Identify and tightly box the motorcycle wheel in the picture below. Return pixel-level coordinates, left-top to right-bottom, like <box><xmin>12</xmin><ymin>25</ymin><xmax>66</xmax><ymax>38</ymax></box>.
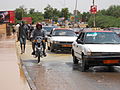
<box><xmin>38</xmin><ymin>54</ymin><xmax>40</xmax><ymax>63</ymax></box>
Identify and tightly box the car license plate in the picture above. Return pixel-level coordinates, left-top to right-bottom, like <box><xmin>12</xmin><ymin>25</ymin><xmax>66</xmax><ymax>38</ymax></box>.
<box><xmin>62</xmin><ymin>45</ymin><xmax>72</xmax><ymax>47</ymax></box>
<box><xmin>103</xmin><ymin>60</ymin><xmax>119</xmax><ymax>64</ymax></box>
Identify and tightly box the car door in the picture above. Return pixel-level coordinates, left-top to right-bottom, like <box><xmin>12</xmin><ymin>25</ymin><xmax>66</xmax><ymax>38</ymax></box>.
<box><xmin>74</xmin><ymin>32</ymin><xmax>85</xmax><ymax>59</ymax></box>
<box><xmin>47</xmin><ymin>29</ymin><xmax>54</xmax><ymax>47</ymax></box>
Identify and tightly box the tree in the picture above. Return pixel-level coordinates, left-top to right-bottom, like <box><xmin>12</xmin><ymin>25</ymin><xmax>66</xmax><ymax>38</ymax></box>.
<box><xmin>60</xmin><ymin>8</ymin><xmax>71</xmax><ymax>20</ymax></box>
<box><xmin>29</xmin><ymin>8</ymin><xmax>35</xmax><ymax>14</ymax></box>
<box><xmin>15</xmin><ymin>5</ymin><xmax>27</xmax><ymax>20</ymax></box>
<box><xmin>87</xmin><ymin>5</ymin><xmax>120</xmax><ymax>28</ymax></box>
<box><xmin>27</xmin><ymin>10</ymin><xmax>44</xmax><ymax>23</ymax></box>
<box><xmin>44</xmin><ymin>5</ymin><xmax>53</xmax><ymax>19</ymax></box>
<box><xmin>81</xmin><ymin>12</ymin><xmax>91</xmax><ymax>22</ymax></box>
<box><xmin>52</xmin><ymin>8</ymin><xmax>60</xmax><ymax>22</ymax></box>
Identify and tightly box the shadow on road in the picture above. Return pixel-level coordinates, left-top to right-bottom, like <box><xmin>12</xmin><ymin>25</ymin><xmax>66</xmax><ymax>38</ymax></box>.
<box><xmin>71</xmin><ymin>63</ymin><xmax>119</xmax><ymax>72</ymax></box>
<box><xmin>47</xmin><ymin>50</ymin><xmax>71</xmax><ymax>54</ymax></box>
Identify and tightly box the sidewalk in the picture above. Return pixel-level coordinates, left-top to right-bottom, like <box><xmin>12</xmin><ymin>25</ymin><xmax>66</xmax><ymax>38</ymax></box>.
<box><xmin>0</xmin><ymin>36</ymin><xmax>31</xmax><ymax>90</ymax></box>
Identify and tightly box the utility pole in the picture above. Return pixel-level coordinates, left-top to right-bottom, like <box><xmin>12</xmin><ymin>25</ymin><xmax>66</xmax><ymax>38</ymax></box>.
<box><xmin>93</xmin><ymin>0</ymin><xmax>96</xmax><ymax>27</ymax></box>
<box><xmin>64</xmin><ymin>0</ymin><xmax>66</xmax><ymax>8</ymax></box>
<box><xmin>74</xmin><ymin>0</ymin><xmax>78</xmax><ymax>23</ymax></box>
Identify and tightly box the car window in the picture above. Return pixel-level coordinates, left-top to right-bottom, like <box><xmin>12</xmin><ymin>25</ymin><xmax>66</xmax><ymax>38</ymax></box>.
<box><xmin>52</xmin><ymin>30</ymin><xmax>76</xmax><ymax>36</ymax></box>
<box><xmin>43</xmin><ymin>27</ymin><xmax>53</xmax><ymax>32</ymax></box>
<box><xmin>84</xmin><ymin>32</ymin><xmax>120</xmax><ymax>44</ymax></box>
<box><xmin>77</xmin><ymin>32</ymin><xmax>85</xmax><ymax>40</ymax></box>
<box><xmin>77</xmin><ymin>32</ymin><xmax>83</xmax><ymax>39</ymax></box>
<box><xmin>76</xmin><ymin>32</ymin><xmax>85</xmax><ymax>43</ymax></box>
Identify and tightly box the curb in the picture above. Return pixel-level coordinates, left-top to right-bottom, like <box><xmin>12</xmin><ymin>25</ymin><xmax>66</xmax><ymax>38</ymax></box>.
<box><xmin>21</xmin><ymin>62</ymin><xmax>37</xmax><ymax>90</ymax></box>
<box><xmin>16</xmin><ymin>41</ymin><xmax>37</xmax><ymax>90</ymax></box>
<box><xmin>19</xmin><ymin>57</ymin><xmax>37</xmax><ymax>90</ymax></box>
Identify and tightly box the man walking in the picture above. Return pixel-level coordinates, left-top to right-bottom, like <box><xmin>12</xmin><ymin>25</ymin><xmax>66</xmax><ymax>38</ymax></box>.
<box><xmin>18</xmin><ymin>21</ymin><xmax>28</xmax><ymax>54</ymax></box>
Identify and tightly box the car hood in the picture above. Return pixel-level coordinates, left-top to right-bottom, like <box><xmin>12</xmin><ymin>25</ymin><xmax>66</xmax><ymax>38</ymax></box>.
<box><xmin>51</xmin><ymin>36</ymin><xmax>77</xmax><ymax>42</ymax></box>
<box><xmin>84</xmin><ymin>44</ymin><xmax>120</xmax><ymax>52</ymax></box>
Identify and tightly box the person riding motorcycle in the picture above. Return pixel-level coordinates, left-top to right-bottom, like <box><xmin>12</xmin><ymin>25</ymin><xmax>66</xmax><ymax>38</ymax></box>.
<box><xmin>31</xmin><ymin>23</ymin><xmax>46</xmax><ymax>56</ymax></box>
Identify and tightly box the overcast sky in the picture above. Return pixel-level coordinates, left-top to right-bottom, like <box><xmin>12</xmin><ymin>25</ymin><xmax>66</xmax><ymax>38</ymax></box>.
<box><xmin>0</xmin><ymin>0</ymin><xmax>120</xmax><ymax>13</ymax></box>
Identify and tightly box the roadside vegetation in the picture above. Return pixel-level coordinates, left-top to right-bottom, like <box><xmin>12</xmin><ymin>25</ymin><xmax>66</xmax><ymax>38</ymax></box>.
<box><xmin>15</xmin><ymin>5</ymin><xmax>120</xmax><ymax>28</ymax></box>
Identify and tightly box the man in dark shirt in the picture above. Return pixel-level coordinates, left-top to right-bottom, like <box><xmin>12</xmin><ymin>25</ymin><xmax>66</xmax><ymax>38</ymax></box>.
<box><xmin>18</xmin><ymin>21</ymin><xmax>28</xmax><ymax>54</ymax></box>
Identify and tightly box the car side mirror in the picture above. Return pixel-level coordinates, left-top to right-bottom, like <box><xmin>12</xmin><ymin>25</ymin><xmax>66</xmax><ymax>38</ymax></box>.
<box><xmin>77</xmin><ymin>39</ymin><xmax>83</xmax><ymax>44</ymax></box>
<box><xmin>77</xmin><ymin>34</ymin><xmax>79</xmax><ymax>37</ymax></box>
<box><xmin>48</xmin><ymin>34</ymin><xmax>52</xmax><ymax>37</ymax></box>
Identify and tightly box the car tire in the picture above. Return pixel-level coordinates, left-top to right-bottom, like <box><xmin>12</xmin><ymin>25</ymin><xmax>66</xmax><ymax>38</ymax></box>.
<box><xmin>50</xmin><ymin>48</ymin><xmax>54</xmax><ymax>52</ymax></box>
<box><xmin>73</xmin><ymin>55</ymin><xmax>79</xmax><ymax>64</ymax></box>
<box><xmin>80</xmin><ymin>55</ymin><xmax>89</xmax><ymax>72</ymax></box>
<box><xmin>50</xmin><ymin>44</ymin><xmax>54</xmax><ymax>52</ymax></box>
<box><xmin>72</xmin><ymin>50</ymin><xmax>79</xmax><ymax>64</ymax></box>
<box><xmin>48</xmin><ymin>46</ymin><xmax>50</xmax><ymax>50</ymax></box>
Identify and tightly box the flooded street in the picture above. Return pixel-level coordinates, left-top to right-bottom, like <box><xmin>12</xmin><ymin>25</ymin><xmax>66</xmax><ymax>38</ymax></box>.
<box><xmin>18</xmin><ymin>43</ymin><xmax>120</xmax><ymax>90</ymax></box>
<box><xmin>0</xmin><ymin>37</ymin><xmax>30</xmax><ymax>90</ymax></box>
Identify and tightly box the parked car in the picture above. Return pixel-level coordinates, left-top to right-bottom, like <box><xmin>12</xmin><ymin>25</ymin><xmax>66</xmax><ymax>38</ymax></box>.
<box><xmin>47</xmin><ymin>28</ymin><xmax>77</xmax><ymax>52</ymax></box>
<box><xmin>72</xmin><ymin>30</ymin><xmax>120</xmax><ymax>72</ymax></box>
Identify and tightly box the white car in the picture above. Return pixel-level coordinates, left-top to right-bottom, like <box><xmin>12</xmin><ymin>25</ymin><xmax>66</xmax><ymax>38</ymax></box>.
<box><xmin>72</xmin><ymin>30</ymin><xmax>120</xmax><ymax>72</ymax></box>
<box><xmin>47</xmin><ymin>28</ymin><xmax>77</xmax><ymax>52</ymax></box>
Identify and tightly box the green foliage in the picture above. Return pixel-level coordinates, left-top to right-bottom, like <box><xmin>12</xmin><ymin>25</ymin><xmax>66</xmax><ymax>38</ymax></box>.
<box><xmin>27</xmin><ymin>11</ymin><xmax>44</xmax><ymax>23</ymax></box>
<box><xmin>15</xmin><ymin>5</ymin><xmax>72</xmax><ymax>23</ymax></box>
<box><xmin>60</xmin><ymin>8</ymin><xmax>71</xmax><ymax>20</ymax></box>
<box><xmin>15</xmin><ymin>5</ymin><xmax>27</xmax><ymax>20</ymax></box>
<box><xmin>87</xmin><ymin>5</ymin><xmax>120</xmax><ymax>28</ymax></box>
<box><xmin>43</xmin><ymin>5</ymin><xmax>71</xmax><ymax>22</ymax></box>
<box><xmin>15</xmin><ymin>6</ymin><xmax>44</xmax><ymax>23</ymax></box>
<box><xmin>44</xmin><ymin>5</ymin><xmax>54</xmax><ymax>19</ymax></box>
<box><xmin>88</xmin><ymin>15</ymin><xmax>120</xmax><ymax>28</ymax></box>
<box><xmin>82</xmin><ymin>12</ymin><xmax>91</xmax><ymax>22</ymax></box>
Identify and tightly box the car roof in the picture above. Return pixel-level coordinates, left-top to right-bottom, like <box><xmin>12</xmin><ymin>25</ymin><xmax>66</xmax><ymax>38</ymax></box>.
<box><xmin>43</xmin><ymin>26</ymin><xmax>54</xmax><ymax>27</ymax></box>
<box><xmin>53</xmin><ymin>28</ymin><xmax>72</xmax><ymax>30</ymax></box>
<box><xmin>82</xmin><ymin>30</ymin><xmax>113</xmax><ymax>33</ymax></box>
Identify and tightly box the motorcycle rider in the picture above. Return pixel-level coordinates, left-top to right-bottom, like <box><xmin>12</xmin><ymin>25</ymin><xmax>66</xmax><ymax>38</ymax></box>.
<box><xmin>31</xmin><ymin>23</ymin><xmax>46</xmax><ymax>56</ymax></box>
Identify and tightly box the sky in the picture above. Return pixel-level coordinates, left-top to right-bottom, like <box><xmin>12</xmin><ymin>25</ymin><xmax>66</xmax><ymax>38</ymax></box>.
<box><xmin>0</xmin><ymin>0</ymin><xmax>120</xmax><ymax>13</ymax></box>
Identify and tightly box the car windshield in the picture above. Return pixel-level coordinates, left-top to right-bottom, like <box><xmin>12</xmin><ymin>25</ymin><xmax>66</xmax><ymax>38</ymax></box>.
<box><xmin>52</xmin><ymin>30</ymin><xmax>76</xmax><ymax>36</ymax></box>
<box><xmin>43</xmin><ymin>27</ymin><xmax>53</xmax><ymax>32</ymax></box>
<box><xmin>84</xmin><ymin>32</ymin><xmax>120</xmax><ymax>44</ymax></box>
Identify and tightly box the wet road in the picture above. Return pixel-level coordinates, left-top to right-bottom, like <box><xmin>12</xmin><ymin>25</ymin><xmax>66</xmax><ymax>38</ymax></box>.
<box><xmin>18</xmin><ymin>42</ymin><xmax>120</xmax><ymax>90</ymax></box>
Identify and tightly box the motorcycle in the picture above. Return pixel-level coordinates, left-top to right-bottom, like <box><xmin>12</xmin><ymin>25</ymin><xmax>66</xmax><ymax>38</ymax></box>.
<box><xmin>33</xmin><ymin>36</ymin><xmax>45</xmax><ymax>63</ymax></box>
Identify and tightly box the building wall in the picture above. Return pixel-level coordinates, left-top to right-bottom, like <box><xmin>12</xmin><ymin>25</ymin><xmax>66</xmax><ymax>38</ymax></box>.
<box><xmin>0</xmin><ymin>24</ymin><xmax>6</xmax><ymax>36</ymax></box>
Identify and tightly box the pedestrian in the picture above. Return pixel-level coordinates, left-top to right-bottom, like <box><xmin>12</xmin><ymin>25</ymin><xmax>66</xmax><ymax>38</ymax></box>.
<box><xmin>12</xmin><ymin>25</ymin><xmax>16</xmax><ymax>35</ymax></box>
<box><xmin>18</xmin><ymin>21</ymin><xmax>29</xmax><ymax>54</ymax></box>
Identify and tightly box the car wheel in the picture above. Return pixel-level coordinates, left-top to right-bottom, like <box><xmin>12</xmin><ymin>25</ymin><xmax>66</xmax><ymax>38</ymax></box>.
<box><xmin>80</xmin><ymin>55</ymin><xmax>89</xmax><ymax>72</ymax></box>
<box><xmin>50</xmin><ymin>44</ymin><xmax>54</xmax><ymax>52</ymax></box>
<box><xmin>73</xmin><ymin>55</ymin><xmax>79</xmax><ymax>64</ymax></box>
<box><xmin>72</xmin><ymin>50</ymin><xmax>78</xmax><ymax>64</ymax></box>
<box><xmin>50</xmin><ymin>48</ymin><xmax>54</xmax><ymax>52</ymax></box>
<box><xmin>48</xmin><ymin>46</ymin><xmax>50</xmax><ymax>50</ymax></box>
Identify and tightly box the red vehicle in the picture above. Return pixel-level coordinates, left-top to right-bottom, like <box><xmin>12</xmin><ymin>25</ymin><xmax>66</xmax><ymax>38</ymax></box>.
<box><xmin>0</xmin><ymin>11</ymin><xmax>15</xmax><ymax>23</ymax></box>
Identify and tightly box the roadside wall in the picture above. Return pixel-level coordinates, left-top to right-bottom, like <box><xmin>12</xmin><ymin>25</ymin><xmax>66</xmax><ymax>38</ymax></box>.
<box><xmin>0</xmin><ymin>24</ymin><xmax>6</xmax><ymax>37</ymax></box>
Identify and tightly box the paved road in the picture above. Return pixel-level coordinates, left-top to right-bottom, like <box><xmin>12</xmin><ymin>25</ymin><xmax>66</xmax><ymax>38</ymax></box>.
<box><xmin>17</xmin><ymin>41</ymin><xmax>120</xmax><ymax>90</ymax></box>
